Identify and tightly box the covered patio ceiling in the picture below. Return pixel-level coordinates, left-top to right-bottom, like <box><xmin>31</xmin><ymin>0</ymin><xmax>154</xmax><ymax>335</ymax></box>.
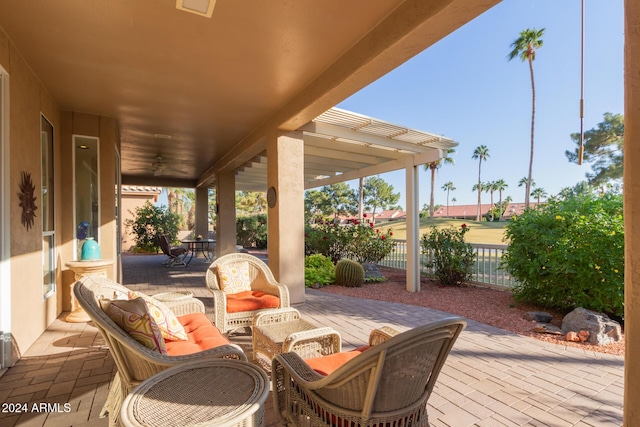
<box><xmin>235</xmin><ymin>107</ymin><xmax>457</xmax><ymax>192</ymax></box>
<box><xmin>0</xmin><ymin>0</ymin><xmax>498</xmax><ymax>189</ymax></box>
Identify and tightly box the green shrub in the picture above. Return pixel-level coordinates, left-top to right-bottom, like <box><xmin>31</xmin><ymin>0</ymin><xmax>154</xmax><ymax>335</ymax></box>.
<box><xmin>335</xmin><ymin>259</ymin><xmax>365</xmax><ymax>287</ymax></box>
<box><xmin>236</xmin><ymin>214</ymin><xmax>267</xmax><ymax>249</ymax></box>
<box><xmin>502</xmin><ymin>193</ymin><xmax>624</xmax><ymax>317</ymax></box>
<box><xmin>304</xmin><ymin>254</ymin><xmax>335</xmax><ymax>287</ymax></box>
<box><xmin>305</xmin><ymin>217</ymin><xmax>395</xmax><ymax>264</ymax></box>
<box><xmin>124</xmin><ymin>202</ymin><xmax>181</xmax><ymax>253</ymax></box>
<box><xmin>421</xmin><ymin>224</ymin><xmax>475</xmax><ymax>286</ymax></box>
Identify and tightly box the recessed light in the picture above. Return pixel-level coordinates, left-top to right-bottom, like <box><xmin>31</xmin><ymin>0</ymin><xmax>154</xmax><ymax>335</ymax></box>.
<box><xmin>154</xmin><ymin>134</ymin><xmax>172</xmax><ymax>140</ymax></box>
<box><xmin>176</xmin><ymin>0</ymin><xmax>216</xmax><ymax>18</ymax></box>
<box><xmin>78</xmin><ymin>145</ymin><xmax>88</xmax><ymax>149</ymax></box>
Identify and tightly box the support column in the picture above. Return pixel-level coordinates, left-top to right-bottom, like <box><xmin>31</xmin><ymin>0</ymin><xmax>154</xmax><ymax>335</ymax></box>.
<box><xmin>405</xmin><ymin>157</ymin><xmax>420</xmax><ymax>292</ymax></box>
<box><xmin>195</xmin><ymin>186</ymin><xmax>209</xmax><ymax>239</ymax></box>
<box><xmin>215</xmin><ymin>171</ymin><xmax>236</xmax><ymax>257</ymax></box>
<box><xmin>624</xmin><ymin>1</ymin><xmax>640</xmax><ymax>424</ymax></box>
<box><xmin>267</xmin><ymin>132</ymin><xmax>305</xmax><ymax>304</ymax></box>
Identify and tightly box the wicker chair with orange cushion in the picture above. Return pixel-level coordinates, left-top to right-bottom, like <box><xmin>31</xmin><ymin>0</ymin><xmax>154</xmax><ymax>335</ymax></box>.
<box><xmin>74</xmin><ymin>275</ymin><xmax>246</xmax><ymax>427</ymax></box>
<box><xmin>205</xmin><ymin>253</ymin><xmax>290</xmax><ymax>334</ymax></box>
<box><xmin>272</xmin><ymin>318</ymin><xmax>466</xmax><ymax>427</ymax></box>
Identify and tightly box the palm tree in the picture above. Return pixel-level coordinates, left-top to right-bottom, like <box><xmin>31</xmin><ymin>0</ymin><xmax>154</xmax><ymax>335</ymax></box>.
<box><xmin>424</xmin><ymin>148</ymin><xmax>455</xmax><ymax>218</ymax></box>
<box><xmin>485</xmin><ymin>181</ymin><xmax>498</xmax><ymax>221</ymax></box>
<box><xmin>509</xmin><ymin>27</ymin><xmax>545</xmax><ymax>209</ymax></box>
<box><xmin>531</xmin><ymin>187</ymin><xmax>548</xmax><ymax>205</ymax></box>
<box><xmin>472</xmin><ymin>182</ymin><xmax>484</xmax><ymax>219</ymax></box>
<box><xmin>472</xmin><ymin>145</ymin><xmax>490</xmax><ymax>221</ymax></box>
<box><xmin>503</xmin><ymin>195</ymin><xmax>514</xmax><ymax>218</ymax></box>
<box><xmin>494</xmin><ymin>179</ymin><xmax>508</xmax><ymax>220</ymax></box>
<box><xmin>163</xmin><ymin>187</ymin><xmax>190</xmax><ymax>228</ymax></box>
<box><xmin>451</xmin><ymin>197</ymin><xmax>457</xmax><ymax>205</ymax></box>
<box><xmin>518</xmin><ymin>176</ymin><xmax>536</xmax><ymax>204</ymax></box>
<box><xmin>441</xmin><ymin>181</ymin><xmax>456</xmax><ymax>217</ymax></box>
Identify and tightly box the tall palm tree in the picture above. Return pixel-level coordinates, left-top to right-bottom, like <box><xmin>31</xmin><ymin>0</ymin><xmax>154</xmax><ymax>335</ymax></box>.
<box><xmin>424</xmin><ymin>148</ymin><xmax>455</xmax><ymax>218</ymax></box>
<box><xmin>441</xmin><ymin>181</ymin><xmax>456</xmax><ymax>217</ymax></box>
<box><xmin>509</xmin><ymin>27</ymin><xmax>545</xmax><ymax>209</ymax></box>
<box><xmin>472</xmin><ymin>145</ymin><xmax>490</xmax><ymax>221</ymax></box>
<box><xmin>531</xmin><ymin>187</ymin><xmax>548</xmax><ymax>205</ymax></box>
<box><xmin>485</xmin><ymin>181</ymin><xmax>498</xmax><ymax>221</ymax></box>
<box><xmin>518</xmin><ymin>176</ymin><xmax>536</xmax><ymax>204</ymax></box>
<box><xmin>494</xmin><ymin>179</ymin><xmax>508</xmax><ymax>220</ymax></box>
<box><xmin>503</xmin><ymin>195</ymin><xmax>514</xmax><ymax>218</ymax></box>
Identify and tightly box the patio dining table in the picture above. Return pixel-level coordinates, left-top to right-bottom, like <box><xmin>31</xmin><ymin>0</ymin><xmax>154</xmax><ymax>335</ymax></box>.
<box><xmin>180</xmin><ymin>238</ymin><xmax>215</xmax><ymax>265</ymax></box>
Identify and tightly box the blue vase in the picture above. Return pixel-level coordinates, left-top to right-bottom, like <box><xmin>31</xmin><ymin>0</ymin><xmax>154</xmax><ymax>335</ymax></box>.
<box><xmin>81</xmin><ymin>237</ymin><xmax>102</xmax><ymax>261</ymax></box>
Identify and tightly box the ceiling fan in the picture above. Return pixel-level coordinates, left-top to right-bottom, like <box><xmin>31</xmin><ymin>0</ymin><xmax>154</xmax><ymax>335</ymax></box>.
<box><xmin>151</xmin><ymin>155</ymin><xmax>168</xmax><ymax>176</ymax></box>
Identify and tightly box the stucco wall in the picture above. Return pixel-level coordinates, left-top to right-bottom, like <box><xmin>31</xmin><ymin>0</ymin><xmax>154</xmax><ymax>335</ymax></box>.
<box><xmin>0</xmin><ymin>31</ymin><xmax>62</xmax><ymax>359</ymax></box>
<box><xmin>0</xmin><ymin>28</ymin><xmax>120</xmax><ymax>359</ymax></box>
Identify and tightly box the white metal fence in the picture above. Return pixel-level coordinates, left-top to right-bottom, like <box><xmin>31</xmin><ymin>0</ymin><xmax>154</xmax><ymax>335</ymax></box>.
<box><xmin>378</xmin><ymin>240</ymin><xmax>518</xmax><ymax>289</ymax></box>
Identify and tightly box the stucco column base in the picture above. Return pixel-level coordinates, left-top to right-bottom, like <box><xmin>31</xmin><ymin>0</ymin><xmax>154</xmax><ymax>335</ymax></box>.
<box><xmin>65</xmin><ymin>259</ymin><xmax>113</xmax><ymax>323</ymax></box>
<box><xmin>267</xmin><ymin>132</ymin><xmax>305</xmax><ymax>304</ymax></box>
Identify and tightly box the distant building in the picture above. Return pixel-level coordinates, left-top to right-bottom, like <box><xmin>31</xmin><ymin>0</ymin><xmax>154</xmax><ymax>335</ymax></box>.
<box><xmin>339</xmin><ymin>209</ymin><xmax>406</xmax><ymax>224</ymax></box>
<box><xmin>432</xmin><ymin>202</ymin><xmax>541</xmax><ymax>220</ymax></box>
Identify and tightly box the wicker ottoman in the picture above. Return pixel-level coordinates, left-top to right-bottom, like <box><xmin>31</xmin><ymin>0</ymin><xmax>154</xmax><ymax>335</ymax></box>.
<box><xmin>252</xmin><ymin>307</ymin><xmax>341</xmax><ymax>370</ymax></box>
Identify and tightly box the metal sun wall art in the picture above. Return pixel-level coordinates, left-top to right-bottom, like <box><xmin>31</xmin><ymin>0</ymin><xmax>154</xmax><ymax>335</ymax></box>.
<box><xmin>18</xmin><ymin>171</ymin><xmax>37</xmax><ymax>230</ymax></box>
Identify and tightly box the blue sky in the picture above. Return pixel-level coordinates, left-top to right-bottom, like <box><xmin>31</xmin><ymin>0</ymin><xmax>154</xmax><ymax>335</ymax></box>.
<box><xmin>337</xmin><ymin>0</ymin><xmax>624</xmax><ymax>209</ymax></box>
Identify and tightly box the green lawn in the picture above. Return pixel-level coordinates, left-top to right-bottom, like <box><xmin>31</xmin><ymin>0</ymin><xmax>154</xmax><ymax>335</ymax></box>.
<box><xmin>376</xmin><ymin>218</ymin><xmax>508</xmax><ymax>245</ymax></box>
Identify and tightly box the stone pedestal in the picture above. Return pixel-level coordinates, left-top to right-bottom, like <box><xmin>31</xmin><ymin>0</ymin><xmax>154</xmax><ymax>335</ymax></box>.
<box><xmin>65</xmin><ymin>259</ymin><xmax>113</xmax><ymax>323</ymax></box>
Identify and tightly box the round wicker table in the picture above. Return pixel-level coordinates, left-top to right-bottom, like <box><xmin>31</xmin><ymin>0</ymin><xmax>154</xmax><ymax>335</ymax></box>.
<box><xmin>152</xmin><ymin>291</ymin><xmax>194</xmax><ymax>302</ymax></box>
<box><xmin>120</xmin><ymin>359</ymin><xmax>269</xmax><ymax>427</ymax></box>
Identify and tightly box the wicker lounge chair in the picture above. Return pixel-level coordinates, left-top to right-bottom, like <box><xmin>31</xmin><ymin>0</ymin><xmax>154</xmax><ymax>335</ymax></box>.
<box><xmin>205</xmin><ymin>253</ymin><xmax>290</xmax><ymax>334</ymax></box>
<box><xmin>74</xmin><ymin>275</ymin><xmax>246</xmax><ymax>427</ymax></box>
<box><xmin>272</xmin><ymin>317</ymin><xmax>466</xmax><ymax>427</ymax></box>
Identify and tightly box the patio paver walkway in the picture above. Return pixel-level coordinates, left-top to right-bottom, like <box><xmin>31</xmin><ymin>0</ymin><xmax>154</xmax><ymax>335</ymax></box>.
<box><xmin>0</xmin><ymin>254</ymin><xmax>624</xmax><ymax>426</ymax></box>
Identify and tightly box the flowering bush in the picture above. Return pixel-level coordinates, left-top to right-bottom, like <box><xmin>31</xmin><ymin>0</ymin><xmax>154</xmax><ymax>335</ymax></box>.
<box><xmin>502</xmin><ymin>193</ymin><xmax>624</xmax><ymax>318</ymax></box>
<box><xmin>305</xmin><ymin>216</ymin><xmax>395</xmax><ymax>264</ymax></box>
<box><xmin>421</xmin><ymin>224</ymin><xmax>475</xmax><ymax>286</ymax></box>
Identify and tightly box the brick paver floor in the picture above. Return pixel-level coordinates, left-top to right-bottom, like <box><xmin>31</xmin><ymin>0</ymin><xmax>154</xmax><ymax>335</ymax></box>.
<box><xmin>0</xmin><ymin>253</ymin><xmax>624</xmax><ymax>426</ymax></box>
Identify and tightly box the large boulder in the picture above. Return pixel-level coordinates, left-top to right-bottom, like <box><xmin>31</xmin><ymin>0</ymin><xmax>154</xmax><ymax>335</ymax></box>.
<box><xmin>561</xmin><ymin>307</ymin><xmax>622</xmax><ymax>345</ymax></box>
<box><xmin>362</xmin><ymin>263</ymin><xmax>384</xmax><ymax>281</ymax></box>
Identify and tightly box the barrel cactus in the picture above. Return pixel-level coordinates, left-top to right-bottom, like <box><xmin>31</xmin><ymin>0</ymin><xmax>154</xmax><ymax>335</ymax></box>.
<box><xmin>335</xmin><ymin>259</ymin><xmax>365</xmax><ymax>287</ymax></box>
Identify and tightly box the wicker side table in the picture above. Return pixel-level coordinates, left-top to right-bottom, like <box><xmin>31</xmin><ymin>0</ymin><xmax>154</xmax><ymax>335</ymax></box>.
<box><xmin>152</xmin><ymin>291</ymin><xmax>194</xmax><ymax>302</ymax></box>
<box><xmin>120</xmin><ymin>359</ymin><xmax>269</xmax><ymax>427</ymax></box>
<box><xmin>252</xmin><ymin>307</ymin><xmax>341</xmax><ymax>369</ymax></box>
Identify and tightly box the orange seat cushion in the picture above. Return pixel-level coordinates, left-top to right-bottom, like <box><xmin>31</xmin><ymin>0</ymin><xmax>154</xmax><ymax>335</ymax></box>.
<box><xmin>304</xmin><ymin>347</ymin><xmax>368</xmax><ymax>376</ymax></box>
<box><xmin>226</xmin><ymin>290</ymin><xmax>280</xmax><ymax>313</ymax></box>
<box><xmin>165</xmin><ymin>313</ymin><xmax>230</xmax><ymax>356</ymax></box>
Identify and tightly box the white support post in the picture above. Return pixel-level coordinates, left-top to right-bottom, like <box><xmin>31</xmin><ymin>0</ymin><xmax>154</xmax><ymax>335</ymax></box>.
<box><xmin>405</xmin><ymin>157</ymin><xmax>420</xmax><ymax>292</ymax></box>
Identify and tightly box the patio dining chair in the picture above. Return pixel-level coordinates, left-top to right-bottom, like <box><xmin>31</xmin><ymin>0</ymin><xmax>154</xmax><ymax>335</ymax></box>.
<box><xmin>272</xmin><ymin>317</ymin><xmax>466</xmax><ymax>427</ymax></box>
<box><xmin>157</xmin><ymin>234</ymin><xmax>187</xmax><ymax>267</ymax></box>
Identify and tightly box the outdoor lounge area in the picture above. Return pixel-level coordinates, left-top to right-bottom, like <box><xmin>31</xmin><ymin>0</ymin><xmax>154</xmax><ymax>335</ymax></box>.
<box><xmin>0</xmin><ymin>254</ymin><xmax>623</xmax><ymax>427</ymax></box>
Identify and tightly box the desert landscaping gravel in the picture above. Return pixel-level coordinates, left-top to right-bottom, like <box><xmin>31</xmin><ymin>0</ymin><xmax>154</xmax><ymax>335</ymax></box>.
<box><xmin>318</xmin><ymin>266</ymin><xmax>624</xmax><ymax>356</ymax></box>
